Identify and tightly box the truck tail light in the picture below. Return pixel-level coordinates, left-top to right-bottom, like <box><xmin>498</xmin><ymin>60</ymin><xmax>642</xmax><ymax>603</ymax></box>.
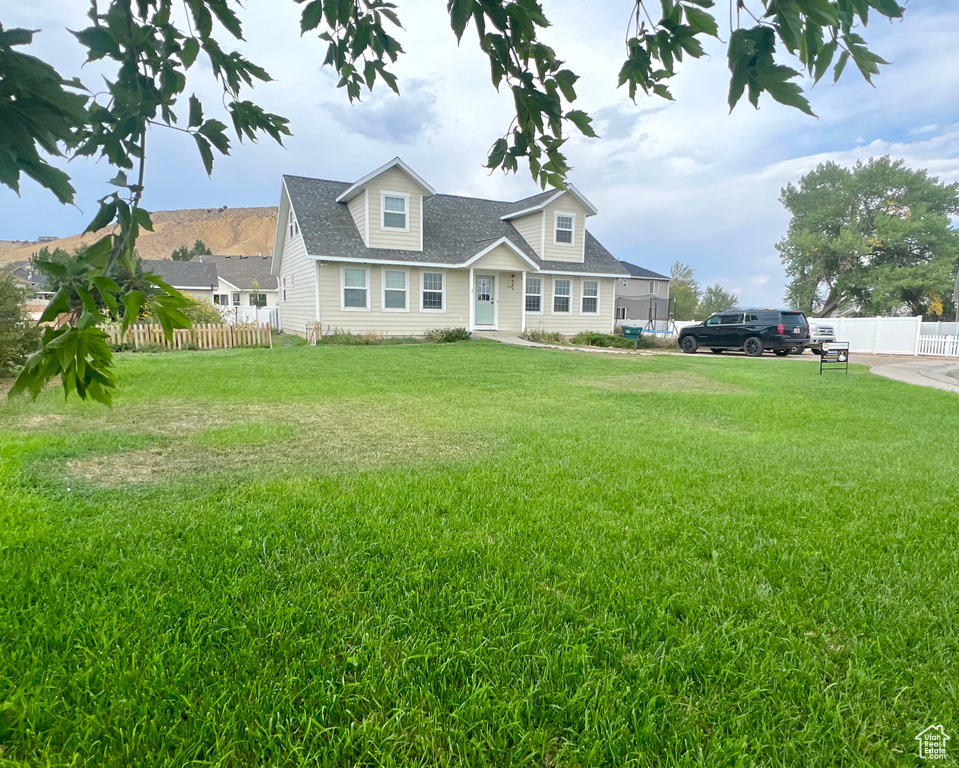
<box><xmin>778</xmin><ymin>323</ymin><xmax>784</xmax><ymax>334</ymax></box>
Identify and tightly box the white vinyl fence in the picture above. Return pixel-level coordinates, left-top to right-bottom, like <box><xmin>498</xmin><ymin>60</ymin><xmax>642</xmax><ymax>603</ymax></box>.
<box><xmin>918</xmin><ymin>335</ymin><xmax>959</xmax><ymax>357</ymax></box>
<box><xmin>217</xmin><ymin>305</ymin><xmax>280</xmax><ymax>329</ymax></box>
<box><xmin>814</xmin><ymin>316</ymin><xmax>922</xmax><ymax>355</ymax></box>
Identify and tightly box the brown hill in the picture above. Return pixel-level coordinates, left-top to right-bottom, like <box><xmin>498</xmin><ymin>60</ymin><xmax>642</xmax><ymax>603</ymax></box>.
<box><xmin>0</xmin><ymin>206</ymin><xmax>279</xmax><ymax>266</ymax></box>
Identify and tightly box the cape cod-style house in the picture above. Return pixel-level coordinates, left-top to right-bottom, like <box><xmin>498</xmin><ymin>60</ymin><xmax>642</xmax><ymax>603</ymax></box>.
<box><xmin>270</xmin><ymin>158</ymin><xmax>630</xmax><ymax>337</ymax></box>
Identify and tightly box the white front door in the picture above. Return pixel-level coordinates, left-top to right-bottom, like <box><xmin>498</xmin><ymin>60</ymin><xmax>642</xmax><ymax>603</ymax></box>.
<box><xmin>475</xmin><ymin>274</ymin><xmax>495</xmax><ymax>326</ymax></box>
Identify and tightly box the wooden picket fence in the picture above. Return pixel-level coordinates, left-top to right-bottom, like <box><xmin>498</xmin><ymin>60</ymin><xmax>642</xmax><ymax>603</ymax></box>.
<box><xmin>100</xmin><ymin>323</ymin><xmax>272</xmax><ymax>351</ymax></box>
<box><xmin>306</xmin><ymin>321</ymin><xmax>321</xmax><ymax>347</ymax></box>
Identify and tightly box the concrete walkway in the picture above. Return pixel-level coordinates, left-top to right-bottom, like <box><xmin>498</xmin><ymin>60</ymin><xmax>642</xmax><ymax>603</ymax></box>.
<box><xmin>475</xmin><ymin>334</ymin><xmax>652</xmax><ymax>355</ymax></box>
<box><xmin>866</xmin><ymin>358</ymin><xmax>959</xmax><ymax>395</ymax></box>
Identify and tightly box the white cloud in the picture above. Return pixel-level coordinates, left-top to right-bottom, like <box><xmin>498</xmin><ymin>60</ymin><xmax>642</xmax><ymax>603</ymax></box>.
<box><xmin>4</xmin><ymin>0</ymin><xmax>959</xmax><ymax>309</ymax></box>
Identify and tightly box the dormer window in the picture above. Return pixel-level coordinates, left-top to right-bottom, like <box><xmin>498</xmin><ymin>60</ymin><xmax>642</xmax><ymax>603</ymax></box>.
<box><xmin>554</xmin><ymin>213</ymin><xmax>574</xmax><ymax>245</ymax></box>
<box><xmin>382</xmin><ymin>193</ymin><xmax>408</xmax><ymax>230</ymax></box>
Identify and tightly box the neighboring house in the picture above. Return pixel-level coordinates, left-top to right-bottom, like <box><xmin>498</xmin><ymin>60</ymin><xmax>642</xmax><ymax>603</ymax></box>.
<box><xmin>3</xmin><ymin>261</ymin><xmax>55</xmax><ymax>320</ymax></box>
<box><xmin>614</xmin><ymin>261</ymin><xmax>671</xmax><ymax>329</ymax></box>
<box><xmin>270</xmin><ymin>157</ymin><xmax>630</xmax><ymax>337</ymax></box>
<box><xmin>4</xmin><ymin>261</ymin><xmax>55</xmax><ymax>302</ymax></box>
<box><xmin>141</xmin><ymin>256</ymin><xmax>278</xmax><ymax>307</ymax></box>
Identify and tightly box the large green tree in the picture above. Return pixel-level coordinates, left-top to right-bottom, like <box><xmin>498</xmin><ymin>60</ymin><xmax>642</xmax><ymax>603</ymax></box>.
<box><xmin>697</xmin><ymin>284</ymin><xmax>738</xmax><ymax>317</ymax></box>
<box><xmin>778</xmin><ymin>157</ymin><xmax>959</xmax><ymax>318</ymax></box>
<box><xmin>0</xmin><ymin>272</ymin><xmax>41</xmax><ymax>375</ymax></box>
<box><xmin>1</xmin><ymin>0</ymin><xmax>906</xmax><ymax>402</ymax></box>
<box><xmin>669</xmin><ymin>261</ymin><xmax>700</xmax><ymax>320</ymax></box>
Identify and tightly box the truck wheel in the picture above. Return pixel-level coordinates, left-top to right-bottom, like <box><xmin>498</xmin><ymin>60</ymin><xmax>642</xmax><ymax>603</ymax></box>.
<box><xmin>773</xmin><ymin>349</ymin><xmax>789</xmax><ymax>357</ymax></box>
<box><xmin>743</xmin><ymin>337</ymin><xmax>764</xmax><ymax>357</ymax></box>
<box><xmin>681</xmin><ymin>336</ymin><xmax>698</xmax><ymax>354</ymax></box>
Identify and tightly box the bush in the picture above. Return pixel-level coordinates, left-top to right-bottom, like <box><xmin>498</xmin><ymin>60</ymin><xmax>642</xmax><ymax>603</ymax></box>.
<box><xmin>0</xmin><ymin>273</ymin><xmax>41</xmax><ymax>376</ymax></box>
<box><xmin>570</xmin><ymin>331</ymin><xmax>636</xmax><ymax>349</ymax></box>
<box><xmin>520</xmin><ymin>329</ymin><xmax>565</xmax><ymax>344</ymax></box>
<box><xmin>424</xmin><ymin>327</ymin><xmax>471</xmax><ymax>343</ymax></box>
<box><xmin>318</xmin><ymin>329</ymin><xmax>421</xmax><ymax>346</ymax></box>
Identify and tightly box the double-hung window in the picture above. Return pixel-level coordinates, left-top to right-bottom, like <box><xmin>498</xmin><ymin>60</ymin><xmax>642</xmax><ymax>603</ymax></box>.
<box><xmin>383</xmin><ymin>269</ymin><xmax>408</xmax><ymax>310</ymax></box>
<box><xmin>554</xmin><ymin>213</ymin><xmax>574</xmax><ymax>245</ymax></box>
<box><xmin>249</xmin><ymin>293</ymin><xmax>267</xmax><ymax>308</ymax></box>
<box><xmin>382</xmin><ymin>194</ymin><xmax>407</xmax><ymax>229</ymax></box>
<box><xmin>649</xmin><ymin>280</ymin><xmax>660</xmax><ymax>295</ymax></box>
<box><xmin>616</xmin><ymin>306</ymin><xmax>627</xmax><ymax>320</ymax></box>
<box><xmin>581</xmin><ymin>280</ymin><xmax>599</xmax><ymax>314</ymax></box>
<box><xmin>343</xmin><ymin>267</ymin><xmax>369</xmax><ymax>309</ymax></box>
<box><xmin>553</xmin><ymin>279</ymin><xmax>571</xmax><ymax>313</ymax></box>
<box><xmin>525</xmin><ymin>277</ymin><xmax>542</xmax><ymax>313</ymax></box>
<box><xmin>422</xmin><ymin>271</ymin><xmax>444</xmax><ymax>311</ymax></box>
<box><xmin>232</xmin><ymin>292</ymin><xmax>241</xmax><ymax>306</ymax></box>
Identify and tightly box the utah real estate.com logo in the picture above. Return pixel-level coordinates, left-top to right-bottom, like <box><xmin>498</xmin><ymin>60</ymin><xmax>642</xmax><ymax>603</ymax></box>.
<box><xmin>915</xmin><ymin>724</ymin><xmax>950</xmax><ymax>760</ymax></box>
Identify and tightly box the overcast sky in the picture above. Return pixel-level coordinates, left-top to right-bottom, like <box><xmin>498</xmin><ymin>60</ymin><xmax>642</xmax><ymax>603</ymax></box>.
<box><xmin>4</xmin><ymin>0</ymin><xmax>959</xmax><ymax>306</ymax></box>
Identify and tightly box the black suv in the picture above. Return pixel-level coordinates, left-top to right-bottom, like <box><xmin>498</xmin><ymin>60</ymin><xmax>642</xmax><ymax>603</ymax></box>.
<box><xmin>679</xmin><ymin>308</ymin><xmax>810</xmax><ymax>357</ymax></box>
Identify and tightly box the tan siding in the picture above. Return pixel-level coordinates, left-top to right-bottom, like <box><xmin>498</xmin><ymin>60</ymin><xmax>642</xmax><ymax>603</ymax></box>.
<box><xmin>494</xmin><ymin>273</ymin><xmax>523</xmax><ymax>333</ymax></box>
<box><xmin>510</xmin><ymin>212</ymin><xmax>544</xmax><ymax>258</ymax></box>
<box><xmin>276</xmin><ymin>232</ymin><xmax>317</xmax><ymax>337</ymax></box>
<box><xmin>527</xmin><ymin>276</ymin><xmax>615</xmax><ymax>335</ymax></box>
<box><xmin>318</xmin><ymin>263</ymin><xmax>471</xmax><ymax>335</ymax></box>
<box><xmin>542</xmin><ymin>193</ymin><xmax>590</xmax><ymax>263</ymax></box>
<box><xmin>366</xmin><ymin>167</ymin><xmax>424</xmax><ymax>251</ymax></box>
<box><xmin>470</xmin><ymin>244</ymin><xmax>531</xmax><ymax>272</ymax></box>
<box><xmin>347</xmin><ymin>193</ymin><xmax>368</xmax><ymax>246</ymax></box>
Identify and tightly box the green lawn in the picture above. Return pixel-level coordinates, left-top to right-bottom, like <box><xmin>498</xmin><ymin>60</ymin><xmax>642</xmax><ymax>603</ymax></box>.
<box><xmin>1</xmin><ymin>343</ymin><xmax>957</xmax><ymax>766</ymax></box>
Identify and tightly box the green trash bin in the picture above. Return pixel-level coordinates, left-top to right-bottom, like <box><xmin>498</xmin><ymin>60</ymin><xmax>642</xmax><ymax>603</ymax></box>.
<box><xmin>621</xmin><ymin>326</ymin><xmax>642</xmax><ymax>348</ymax></box>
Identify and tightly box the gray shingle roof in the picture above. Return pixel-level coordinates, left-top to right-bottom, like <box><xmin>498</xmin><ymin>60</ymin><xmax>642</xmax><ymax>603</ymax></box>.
<box><xmin>283</xmin><ymin>175</ymin><xmax>629</xmax><ymax>276</ymax></box>
<box><xmin>142</xmin><ymin>259</ymin><xmax>218</xmax><ymax>289</ymax></box>
<box><xmin>198</xmin><ymin>254</ymin><xmax>278</xmax><ymax>290</ymax></box>
<box><xmin>500</xmin><ymin>189</ymin><xmax>558</xmax><ymax>217</ymax></box>
<box><xmin>620</xmin><ymin>261</ymin><xmax>669</xmax><ymax>280</ymax></box>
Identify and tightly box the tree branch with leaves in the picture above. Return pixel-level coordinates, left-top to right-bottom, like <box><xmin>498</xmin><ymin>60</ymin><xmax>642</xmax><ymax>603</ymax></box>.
<box><xmin>1</xmin><ymin>0</ymin><xmax>905</xmax><ymax>403</ymax></box>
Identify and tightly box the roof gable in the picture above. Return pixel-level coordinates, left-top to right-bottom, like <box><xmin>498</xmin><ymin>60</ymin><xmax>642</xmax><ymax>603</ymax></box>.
<box><xmin>280</xmin><ymin>174</ymin><xmax>629</xmax><ymax>277</ymax></box>
<box><xmin>335</xmin><ymin>157</ymin><xmax>436</xmax><ymax>203</ymax></box>
<box><xmin>501</xmin><ymin>184</ymin><xmax>598</xmax><ymax>220</ymax></box>
<box><xmin>619</xmin><ymin>261</ymin><xmax>669</xmax><ymax>280</ymax></box>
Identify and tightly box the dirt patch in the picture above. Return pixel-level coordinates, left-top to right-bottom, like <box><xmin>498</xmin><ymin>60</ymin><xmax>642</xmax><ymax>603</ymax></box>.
<box><xmin>60</xmin><ymin>401</ymin><xmax>492</xmax><ymax>487</ymax></box>
<box><xmin>584</xmin><ymin>371</ymin><xmax>746</xmax><ymax>395</ymax></box>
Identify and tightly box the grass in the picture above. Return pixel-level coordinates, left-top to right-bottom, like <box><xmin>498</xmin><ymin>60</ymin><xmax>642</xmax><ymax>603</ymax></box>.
<box><xmin>1</xmin><ymin>343</ymin><xmax>957</xmax><ymax>766</ymax></box>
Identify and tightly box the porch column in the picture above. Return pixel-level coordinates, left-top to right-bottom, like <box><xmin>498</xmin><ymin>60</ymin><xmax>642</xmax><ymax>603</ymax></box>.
<box><xmin>468</xmin><ymin>267</ymin><xmax>475</xmax><ymax>332</ymax></box>
<box><xmin>521</xmin><ymin>271</ymin><xmax>527</xmax><ymax>332</ymax></box>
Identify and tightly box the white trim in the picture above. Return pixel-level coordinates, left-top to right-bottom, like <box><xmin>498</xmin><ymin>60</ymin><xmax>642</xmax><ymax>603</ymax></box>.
<box><xmin>524</xmin><ymin>274</ymin><xmax>543</xmax><ymax>316</ymax></box>
<box><xmin>581</xmin><ymin>278</ymin><xmax>600</xmax><ymax>315</ymax></box>
<box><xmin>364</xmin><ymin>188</ymin><xmax>370</xmax><ymax>246</ymax></box>
<box><xmin>462</xmin><ymin>237</ymin><xmax>540</xmax><ymax>270</ymax></box>
<box><xmin>270</xmin><ymin>179</ymin><xmax>290</xmax><ymax>274</ymax></box>
<box><xmin>167</xmin><ymin>284</ymin><xmax>214</xmax><ymax>291</ymax></box>
<box><xmin>500</xmin><ymin>184</ymin><xmax>599</xmax><ymax>221</ymax></box>
<box><xmin>314</xmin><ymin>261</ymin><xmax>321</xmax><ymax>320</ymax></box>
<box><xmin>501</xmin><ymin>190</ymin><xmax>564</xmax><ymax>220</ymax></box>
<box><xmin>473</xmin><ymin>272</ymin><xmax>497</xmax><ymax>329</ymax></box>
<box><xmin>468</xmin><ymin>267</ymin><xmax>475</xmax><ymax>331</ymax></box>
<box><xmin>539</xmin><ymin>269</ymin><xmax>625</xmax><ymax>278</ymax></box>
<box><xmin>418</xmin><ymin>194</ymin><xmax>424</xmax><ymax>251</ymax></box>
<box><xmin>420</xmin><ymin>268</ymin><xmax>446</xmax><ymax>313</ymax></box>
<box><xmin>340</xmin><ymin>265</ymin><xmax>370</xmax><ymax>311</ymax></box>
<box><xmin>380</xmin><ymin>190</ymin><xmax>410</xmax><ymax>232</ymax></box>
<box><xmin>540</xmin><ymin>210</ymin><xmax>546</xmax><ymax>255</ymax></box>
<box><xmin>217</xmin><ymin>277</ymin><xmax>242</xmax><ymax>292</ymax></box>
<box><xmin>553</xmin><ymin>211</ymin><xmax>575</xmax><ymax>247</ymax></box>
<box><xmin>381</xmin><ymin>267</ymin><xmax>410</xmax><ymax>312</ymax></box>
<box><xmin>521</xmin><ymin>271</ymin><xmax>527</xmax><ymax>331</ymax></box>
<box><xmin>335</xmin><ymin>157</ymin><xmax>436</xmax><ymax>203</ymax></box>
<box><xmin>551</xmin><ymin>277</ymin><xmax>572</xmax><ymax>315</ymax></box>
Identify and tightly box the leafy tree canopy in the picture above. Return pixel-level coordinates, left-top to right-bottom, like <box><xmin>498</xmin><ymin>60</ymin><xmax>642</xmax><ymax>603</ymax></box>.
<box><xmin>777</xmin><ymin>156</ymin><xmax>959</xmax><ymax>319</ymax></box>
<box><xmin>0</xmin><ymin>272</ymin><xmax>41</xmax><ymax>375</ymax></box>
<box><xmin>670</xmin><ymin>261</ymin><xmax>700</xmax><ymax>320</ymax></box>
<box><xmin>1</xmin><ymin>0</ymin><xmax>905</xmax><ymax>402</ymax></box>
<box><xmin>697</xmin><ymin>284</ymin><xmax>739</xmax><ymax>317</ymax></box>
<box><xmin>172</xmin><ymin>240</ymin><xmax>213</xmax><ymax>261</ymax></box>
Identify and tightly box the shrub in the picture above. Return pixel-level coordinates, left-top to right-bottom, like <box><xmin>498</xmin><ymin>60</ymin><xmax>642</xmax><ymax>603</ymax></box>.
<box><xmin>318</xmin><ymin>328</ymin><xmax>421</xmax><ymax>346</ymax></box>
<box><xmin>424</xmin><ymin>327</ymin><xmax>471</xmax><ymax>343</ymax></box>
<box><xmin>0</xmin><ymin>273</ymin><xmax>41</xmax><ymax>376</ymax></box>
<box><xmin>520</xmin><ymin>329</ymin><xmax>564</xmax><ymax>344</ymax></box>
<box><xmin>570</xmin><ymin>331</ymin><xmax>636</xmax><ymax>349</ymax></box>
